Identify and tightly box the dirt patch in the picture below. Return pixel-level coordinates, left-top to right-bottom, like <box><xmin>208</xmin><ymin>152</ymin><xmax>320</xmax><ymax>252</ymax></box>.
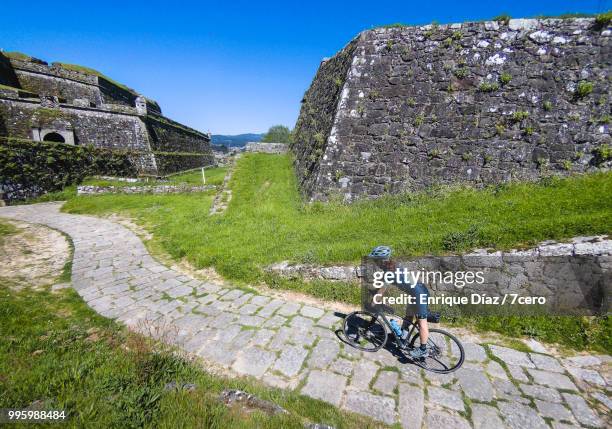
<box><xmin>57</xmin><ymin>308</ymin><xmax>73</xmax><ymax>318</ymax></box>
<box><xmin>107</xmin><ymin>214</ymin><xmax>153</xmax><ymax>241</ymax></box>
<box><xmin>0</xmin><ymin>220</ymin><xmax>70</xmax><ymax>290</ymax></box>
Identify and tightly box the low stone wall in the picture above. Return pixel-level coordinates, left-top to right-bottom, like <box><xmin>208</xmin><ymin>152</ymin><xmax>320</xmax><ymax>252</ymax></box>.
<box><xmin>76</xmin><ymin>184</ymin><xmax>215</xmax><ymax>195</ymax></box>
<box><xmin>267</xmin><ymin>235</ymin><xmax>611</xmax><ymax>313</ymax></box>
<box><xmin>95</xmin><ymin>175</ymin><xmax>140</xmax><ymax>183</ymax></box>
<box><xmin>267</xmin><ymin>261</ymin><xmax>360</xmax><ymax>282</ymax></box>
<box><xmin>245</xmin><ymin>142</ymin><xmax>288</xmax><ymax>154</ymax></box>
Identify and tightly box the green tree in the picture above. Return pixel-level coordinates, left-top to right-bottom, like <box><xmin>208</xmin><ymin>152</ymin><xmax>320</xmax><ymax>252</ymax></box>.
<box><xmin>261</xmin><ymin>125</ymin><xmax>292</xmax><ymax>143</ymax></box>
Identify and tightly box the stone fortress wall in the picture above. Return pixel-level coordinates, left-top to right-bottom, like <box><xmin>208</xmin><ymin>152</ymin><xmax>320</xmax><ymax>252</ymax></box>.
<box><xmin>245</xmin><ymin>142</ymin><xmax>289</xmax><ymax>154</ymax></box>
<box><xmin>293</xmin><ymin>18</ymin><xmax>611</xmax><ymax>201</ymax></box>
<box><xmin>0</xmin><ymin>52</ymin><xmax>213</xmax><ymax>176</ymax></box>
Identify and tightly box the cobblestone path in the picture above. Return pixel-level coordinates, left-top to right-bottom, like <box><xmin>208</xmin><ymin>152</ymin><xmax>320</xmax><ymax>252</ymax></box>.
<box><xmin>1</xmin><ymin>202</ymin><xmax>609</xmax><ymax>429</ymax></box>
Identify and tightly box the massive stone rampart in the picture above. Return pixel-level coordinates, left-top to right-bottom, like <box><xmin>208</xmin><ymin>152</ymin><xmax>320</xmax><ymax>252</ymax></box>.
<box><xmin>293</xmin><ymin>18</ymin><xmax>611</xmax><ymax>201</ymax></box>
<box><xmin>0</xmin><ymin>52</ymin><xmax>213</xmax><ymax>182</ymax></box>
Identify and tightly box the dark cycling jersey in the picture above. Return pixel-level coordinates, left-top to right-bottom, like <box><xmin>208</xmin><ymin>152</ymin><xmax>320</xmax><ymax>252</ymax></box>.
<box><xmin>397</xmin><ymin>282</ymin><xmax>429</xmax><ymax>320</ymax></box>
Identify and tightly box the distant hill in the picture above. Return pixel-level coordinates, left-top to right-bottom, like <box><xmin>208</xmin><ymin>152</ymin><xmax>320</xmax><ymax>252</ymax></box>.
<box><xmin>211</xmin><ymin>133</ymin><xmax>263</xmax><ymax>147</ymax></box>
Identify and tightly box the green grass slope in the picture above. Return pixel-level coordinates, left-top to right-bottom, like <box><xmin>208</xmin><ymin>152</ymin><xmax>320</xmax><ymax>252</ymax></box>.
<box><xmin>66</xmin><ymin>153</ymin><xmax>612</xmax><ymax>284</ymax></box>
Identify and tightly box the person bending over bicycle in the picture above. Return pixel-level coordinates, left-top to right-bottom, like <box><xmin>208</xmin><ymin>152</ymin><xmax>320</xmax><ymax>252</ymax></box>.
<box><xmin>369</xmin><ymin>246</ymin><xmax>430</xmax><ymax>359</ymax></box>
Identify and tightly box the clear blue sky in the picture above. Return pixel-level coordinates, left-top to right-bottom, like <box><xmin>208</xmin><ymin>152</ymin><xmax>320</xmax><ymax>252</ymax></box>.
<box><xmin>0</xmin><ymin>0</ymin><xmax>608</xmax><ymax>134</ymax></box>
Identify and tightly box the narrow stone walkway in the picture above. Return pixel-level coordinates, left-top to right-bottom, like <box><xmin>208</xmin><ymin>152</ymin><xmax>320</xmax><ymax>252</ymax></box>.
<box><xmin>1</xmin><ymin>202</ymin><xmax>609</xmax><ymax>429</ymax></box>
<box><xmin>210</xmin><ymin>154</ymin><xmax>239</xmax><ymax>215</ymax></box>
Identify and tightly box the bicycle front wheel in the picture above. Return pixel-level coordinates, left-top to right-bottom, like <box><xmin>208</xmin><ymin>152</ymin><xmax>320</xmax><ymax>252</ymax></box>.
<box><xmin>343</xmin><ymin>311</ymin><xmax>388</xmax><ymax>352</ymax></box>
<box><xmin>409</xmin><ymin>328</ymin><xmax>465</xmax><ymax>373</ymax></box>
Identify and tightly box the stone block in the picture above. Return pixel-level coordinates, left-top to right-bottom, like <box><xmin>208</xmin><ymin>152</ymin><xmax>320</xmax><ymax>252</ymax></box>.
<box><xmin>300</xmin><ymin>370</ymin><xmax>347</xmax><ymax>406</ymax></box>
<box><xmin>232</xmin><ymin>347</ymin><xmax>276</xmax><ymax>377</ymax></box>
<box><xmin>498</xmin><ymin>401</ymin><xmax>548</xmax><ymax>429</ymax></box>
<box><xmin>300</xmin><ymin>305</ymin><xmax>325</xmax><ymax>319</ymax></box>
<box><xmin>425</xmin><ymin>410</ymin><xmax>471</xmax><ymax>429</ymax></box>
<box><xmin>519</xmin><ymin>383</ymin><xmax>562</xmax><ymax>403</ymax></box>
<box><xmin>526</xmin><ymin>369</ymin><xmax>578</xmax><ymax>390</ymax></box>
<box><xmin>489</xmin><ymin>345</ymin><xmax>535</xmax><ymax>368</ymax></box>
<box><xmin>562</xmin><ymin>392</ymin><xmax>604</xmax><ymax>428</ymax></box>
<box><xmin>273</xmin><ymin>345</ymin><xmax>309</xmax><ymax>377</ymax></box>
<box><xmin>343</xmin><ymin>391</ymin><xmax>396</xmax><ymax>424</ymax></box>
<box><xmin>471</xmin><ymin>404</ymin><xmax>504</xmax><ymax>429</ymax></box>
<box><xmin>398</xmin><ymin>383</ymin><xmax>424</xmax><ymax>429</ymax></box>
<box><xmin>534</xmin><ymin>400</ymin><xmax>574</xmax><ymax>421</ymax></box>
<box><xmin>529</xmin><ymin>353</ymin><xmax>565</xmax><ymax>373</ymax></box>
<box><xmin>565</xmin><ymin>366</ymin><xmax>606</xmax><ymax>386</ymax></box>
<box><xmin>307</xmin><ymin>339</ymin><xmax>340</xmax><ymax>369</ymax></box>
<box><xmin>427</xmin><ymin>386</ymin><xmax>465</xmax><ymax>411</ymax></box>
<box><xmin>456</xmin><ymin>368</ymin><xmax>494</xmax><ymax>402</ymax></box>
<box><xmin>372</xmin><ymin>370</ymin><xmax>398</xmax><ymax>395</ymax></box>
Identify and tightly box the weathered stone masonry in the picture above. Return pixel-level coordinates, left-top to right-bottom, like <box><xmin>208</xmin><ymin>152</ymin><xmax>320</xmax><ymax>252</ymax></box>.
<box><xmin>0</xmin><ymin>53</ymin><xmax>213</xmax><ymax>176</ymax></box>
<box><xmin>293</xmin><ymin>18</ymin><xmax>611</xmax><ymax>201</ymax></box>
<box><xmin>268</xmin><ymin>235</ymin><xmax>611</xmax><ymax>315</ymax></box>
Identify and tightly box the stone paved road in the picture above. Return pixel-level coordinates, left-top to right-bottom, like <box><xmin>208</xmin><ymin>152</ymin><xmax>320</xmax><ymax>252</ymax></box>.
<box><xmin>1</xmin><ymin>202</ymin><xmax>610</xmax><ymax>429</ymax></box>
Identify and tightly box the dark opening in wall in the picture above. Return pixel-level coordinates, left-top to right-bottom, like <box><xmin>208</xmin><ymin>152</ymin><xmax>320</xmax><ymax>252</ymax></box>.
<box><xmin>42</xmin><ymin>132</ymin><xmax>65</xmax><ymax>143</ymax></box>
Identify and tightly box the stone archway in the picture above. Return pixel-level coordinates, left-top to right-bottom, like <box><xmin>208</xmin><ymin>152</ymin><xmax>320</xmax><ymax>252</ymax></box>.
<box><xmin>42</xmin><ymin>132</ymin><xmax>66</xmax><ymax>143</ymax></box>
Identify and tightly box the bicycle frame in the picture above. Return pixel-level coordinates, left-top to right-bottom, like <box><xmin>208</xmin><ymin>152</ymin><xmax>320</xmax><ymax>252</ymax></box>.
<box><xmin>375</xmin><ymin>311</ymin><xmax>419</xmax><ymax>349</ymax></box>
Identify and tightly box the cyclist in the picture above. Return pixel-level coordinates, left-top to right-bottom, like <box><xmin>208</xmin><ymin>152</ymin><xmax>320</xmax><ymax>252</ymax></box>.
<box><xmin>368</xmin><ymin>245</ymin><xmax>430</xmax><ymax>359</ymax></box>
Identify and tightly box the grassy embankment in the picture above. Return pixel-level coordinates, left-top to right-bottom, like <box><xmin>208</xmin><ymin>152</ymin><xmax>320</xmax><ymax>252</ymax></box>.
<box><xmin>0</xmin><ymin>221</ymin><xmax>380</xmax><ymax>428</ymax></box>
<box><xmin>57</xmin><ymin>154</ymin><xmax>611</xmax><ymax>351</ymax></box>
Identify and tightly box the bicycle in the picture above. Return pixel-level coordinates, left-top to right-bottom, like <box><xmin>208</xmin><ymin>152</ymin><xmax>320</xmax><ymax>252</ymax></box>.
<box><xmin>342</xmin><ymin>309</ymin><xmax>465</xmax><ymax>373</ymax></box>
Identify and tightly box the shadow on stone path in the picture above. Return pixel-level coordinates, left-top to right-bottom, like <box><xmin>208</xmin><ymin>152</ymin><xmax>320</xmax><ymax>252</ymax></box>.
<box><xmin>1</xmin><ymin>202</ymin><xmax>609</xmax><ymax>429</ymax></box>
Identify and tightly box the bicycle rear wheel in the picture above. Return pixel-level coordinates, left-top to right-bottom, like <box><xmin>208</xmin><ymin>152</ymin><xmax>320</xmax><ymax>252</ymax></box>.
<box><xmin>409</xmin><ymin>328</ymin><xmax>464</xmax><ymax>373</ymax></box>
<box><xmin>343</xmin><ymin>311</ymin><xmax>388</xmax><ymax>352</ymax></box>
